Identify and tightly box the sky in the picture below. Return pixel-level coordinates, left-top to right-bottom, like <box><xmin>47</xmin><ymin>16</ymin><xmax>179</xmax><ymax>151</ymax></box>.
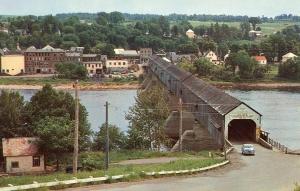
<box><xmin>0</xmin><ymin>0</ymin><xmax>299</xmax><ymax>17</ymax></box>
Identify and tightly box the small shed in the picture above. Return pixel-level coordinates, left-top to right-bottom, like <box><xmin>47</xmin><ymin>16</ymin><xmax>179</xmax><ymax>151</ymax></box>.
<box><xmin>2</xmin><ymin>137</ymin><xmax>45</xmax><ymax>173</ymax></box>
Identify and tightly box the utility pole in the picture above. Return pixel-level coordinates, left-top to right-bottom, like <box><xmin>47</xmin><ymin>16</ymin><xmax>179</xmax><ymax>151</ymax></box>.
<box><xmin>73</xmin><ymin>80</ymin><xmax>79</xmax><ymax>174</ymax></box>
<box><xmin>179</xmin><ymin>98</ymin><xmax>183</xmax><ymax>152</ymax></box>
<box><xmin>105</xmin><ymin>101</ymin><xmax>109</xmax><ymax>170</ymax></box>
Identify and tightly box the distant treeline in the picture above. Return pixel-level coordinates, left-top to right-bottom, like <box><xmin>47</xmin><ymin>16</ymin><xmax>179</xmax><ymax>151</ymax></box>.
<box><xmin>56</xmin><ymin>13</ymin><xmax>300</xmax><ymax>22</ymax></box>
<box><xmin>1</xmin><ymin>13</ymin><xmax>300</xmax><ymax>23</ymax></box>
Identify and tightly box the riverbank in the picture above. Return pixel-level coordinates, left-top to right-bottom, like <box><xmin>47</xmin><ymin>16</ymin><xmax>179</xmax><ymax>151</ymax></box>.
<box><xmin>212</xmin><ymin>82</ymin><xmax>300</xmax><ymax>90</ymax></box>
<box><xmin>0</xmin><ymin>83</ymin><xmax>141</xmax><ymax>91</ymax></box>
<box><xmin>1</xmin><ymin>81</ymin><xmax>300</xmax><ymax>91</ymax></box>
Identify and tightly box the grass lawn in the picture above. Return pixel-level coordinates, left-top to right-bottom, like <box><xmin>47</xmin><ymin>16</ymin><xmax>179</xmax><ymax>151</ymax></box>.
<box><xmin>0</xmin><ymin>151</ymin><xmax>223</xmax><ymax>188</ymax></box>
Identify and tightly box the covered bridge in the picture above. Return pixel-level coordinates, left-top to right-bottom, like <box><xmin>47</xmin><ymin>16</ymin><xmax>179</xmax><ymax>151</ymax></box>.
<box><xmin>149</xmin><ymin>55</ymin><xmax>262</xmax><ymax>147</ymax></box>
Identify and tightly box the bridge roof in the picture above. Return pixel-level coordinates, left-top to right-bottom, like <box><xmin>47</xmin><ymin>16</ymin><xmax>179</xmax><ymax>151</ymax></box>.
<box><xmin>151</xmin><ymin>55</ymin><xmax>171</xmax><ymax>69</ymax></box>
<box><xmin>166</xmin><ymin>65</ymin><xmax>192</xmax><ymax>81</ymax></box>
<box><xmin>183</xmin><ymin>76</ymin><xmax>243</xmax><ymax>115</ymax></box>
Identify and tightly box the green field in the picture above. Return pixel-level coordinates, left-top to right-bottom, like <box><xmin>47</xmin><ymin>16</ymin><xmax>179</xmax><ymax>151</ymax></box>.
<box><xmin>172</xmin><ymin>20</ymin><xmax>300</xmax><ymax>35</ymax></box>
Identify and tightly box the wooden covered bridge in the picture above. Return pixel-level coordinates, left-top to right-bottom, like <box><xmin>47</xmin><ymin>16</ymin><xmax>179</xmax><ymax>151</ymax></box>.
<box><xmin>147</xmin><ymin>55</ymin><xmax>262</xmax><ymax>150</ymax></box>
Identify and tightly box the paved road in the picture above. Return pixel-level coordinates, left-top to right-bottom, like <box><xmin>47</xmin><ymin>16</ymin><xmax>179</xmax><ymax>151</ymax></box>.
<box><xmin>63</xmin><ymin>144</ymin><xmax>300</xmax><ymax>191</ymax></box>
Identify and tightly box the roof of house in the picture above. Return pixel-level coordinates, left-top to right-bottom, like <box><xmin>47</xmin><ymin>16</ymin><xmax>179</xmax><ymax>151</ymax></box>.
<box><xmin>282</xmin><ymin>52</ymin><xmax>298</xmax><ymax>58</ymax></box>
<box><xmin>82</xmin><ymin>54</ymin><xmax>98</xmax><ymax>57</ymax></box>
<box><xmin>25</xmin><ymin>45</ymin><xmax>65</xmax><ymax>53</ymax></box>
<box><xmin>114</xmin><ymin>49</ymin><xmax>139</xmax><ymax>57</ymax></box>
<box><xmin>204</xmin><ymin>51</ymin><xmax>217</xmax><ymax>57</ymax></box>
<box><xmin>2</xmin><ymin>137</ymin><xmax>40</xmax><ymax>157</ymax></box>
<box><xmin>186</xmin><ymin>29</ymin><xmax>194</xmax><ymax>33</ymax></box>
<box><xmin>66</xmin><ymin>52</ymin><xmax>81</xmax><ymax>57</ymax></box>
<box><xmin>253</xmin><ymin>56</ymin><xmax>267</xmax><ymax>61</ymax></box>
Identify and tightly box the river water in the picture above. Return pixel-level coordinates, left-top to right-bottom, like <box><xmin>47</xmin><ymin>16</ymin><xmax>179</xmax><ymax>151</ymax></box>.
<box><xmin>1</xmin><ymin>89</ymin><xmax>300</xmax><ymax>150</ymax></box>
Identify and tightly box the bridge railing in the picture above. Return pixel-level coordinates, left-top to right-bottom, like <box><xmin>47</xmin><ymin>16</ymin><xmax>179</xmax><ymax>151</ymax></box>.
<box><xmin>260</xmin><ymin>130</ymin><xmax>291</xmax><ymax>154</ymax></box>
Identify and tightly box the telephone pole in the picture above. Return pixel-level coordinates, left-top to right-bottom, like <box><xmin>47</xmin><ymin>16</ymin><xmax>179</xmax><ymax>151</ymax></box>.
<box><xmin>179</xmin><ymin>98</ymin><xmax>183</xmax><ymax>152</ymax></box>
<box><xmin>105</xmin><ymin>101</ymin><xmax>109</xmax><ymax>170</ymax></box>
<box><xmin>73</xmin><ymin>80</ymin><xmax>79</xmax><ymax>174</ymax></box>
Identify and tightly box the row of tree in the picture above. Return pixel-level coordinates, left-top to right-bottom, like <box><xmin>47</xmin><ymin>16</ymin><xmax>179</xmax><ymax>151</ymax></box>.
<box><xmin>0</xmin><ymin>83</ymin><xmax>170</xmax><ymax>167</ymax></box>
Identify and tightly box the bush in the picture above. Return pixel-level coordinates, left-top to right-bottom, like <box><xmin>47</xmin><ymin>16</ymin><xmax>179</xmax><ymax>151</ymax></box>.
<box><xmin>253</xmin><ymin>65</ymin><xmax>269</xmax><ymax>79</ymax></box>
<box><xmin>80</xmin><ymin>152</ymin><xmax>105</xmax><ymax>171</ymax></box>
<box><xmin>55</xmin><ymin>62</ymin><xmax>88</xmax><ymax>80</ymax></box>
<box><xmin>279</xmin><ymin>58</ymin><xmax>300</xmax><ymax>80</ymax></box>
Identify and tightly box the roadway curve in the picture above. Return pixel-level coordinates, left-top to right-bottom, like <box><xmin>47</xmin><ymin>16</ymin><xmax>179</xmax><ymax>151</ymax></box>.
<box><xmin>63</xmin><ymin>144</ymin><xmax>300</xmax><ymax>191</ymax></box>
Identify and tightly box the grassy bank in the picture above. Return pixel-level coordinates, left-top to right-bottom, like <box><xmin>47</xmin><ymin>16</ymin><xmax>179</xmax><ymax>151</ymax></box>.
<box><xmin>0</xmin><ymin>151</ymin><xmax>223</xmax><ymax>188</ymax></box>
<box><xmin>0</xmin><ymin>77</ymin><xmax>139</xmax><ymax>86</ymax></box>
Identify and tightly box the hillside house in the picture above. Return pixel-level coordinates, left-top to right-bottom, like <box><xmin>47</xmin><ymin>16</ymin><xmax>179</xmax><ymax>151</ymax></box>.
<box><xmin>282</xmin><ymin>52</ymin><xmax>298</xmax><ymax>63</ymax></box>
<box><xmin>204</xmin><ymin>51</ymin><xmax>219</xmax><ymax>64</ymax></box>
<box><xmin>2</xmin><ymin>137</ymin><xmax>45</xmax><ymax>173</ymax></box>
<box><xmin>252</xmin><ymin>56</ymin><xmax>267</xmax><ymax>65</ymax></box>
<box><xmin>186</xmin><ymin>29</ymin><xmax>196</xmax><ymax>39</ymax></box>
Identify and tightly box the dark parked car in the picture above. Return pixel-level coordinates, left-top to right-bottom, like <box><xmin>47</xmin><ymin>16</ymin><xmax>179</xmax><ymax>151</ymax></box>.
<box><xmin>65</xmin><ymin>166</ymin><xmax>83</xmax><ymax>173</ymax></box>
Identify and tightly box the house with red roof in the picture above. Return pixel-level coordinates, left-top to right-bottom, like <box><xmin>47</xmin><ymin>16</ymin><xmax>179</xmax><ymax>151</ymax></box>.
<box><xmin>2</xmin><ymin>137</ymin><xmax>45</xmax><ymax>173</ymax></box>
<box><xmin>252</xmin><ymin>56</ymin><xmax>267</xmax><ymax>65</ymax></box>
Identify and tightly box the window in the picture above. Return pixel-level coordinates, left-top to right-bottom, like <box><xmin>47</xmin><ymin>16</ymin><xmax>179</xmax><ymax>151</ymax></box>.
<box><xmin>11</xmin><ymin>161</ymin><xmax>19</xmax><ymax>168</ymax></box>
<box><xmin>33</xmin><ymin>156</ymin><xmax>41</xmax><ymax>167</ymax></box>
<box><xmin>118</xmin><ymin>62</ymin><xmax>121</xmax><ymax>66</ymax></box>
<box><xmin>123</xmin><ymin>62</ymin><xmax>126</xmax><ymax>65</ymax></box>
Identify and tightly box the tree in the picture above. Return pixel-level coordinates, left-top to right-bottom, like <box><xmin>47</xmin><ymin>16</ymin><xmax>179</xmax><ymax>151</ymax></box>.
<box><xmin>126</xmin><ymin>84</ymin><xmax>170</xmax><ymax>150</ymax></box>
<box><xmin>248</xmin><ymin>17</ymin><xmax>261</xmax><ymax>30</ymax></box>
<box><xmin>194</xmin><ymin>58</ymin><xmax>214</xmax><ymax>76</ymax></box>
<box><xmin>177</xmin><ymin>43</ymin><xmax>199</xmax><ymax>54</ymax></box>
<box><xmin>93</xmin><ymin>124</ymin><xmax>126</xmax><ymax>151</ymax></box>
<box><xmin>109</xmin><ymin>12</ymin><xmax>125</xmax><ymax>24</ymax></box>
<box><xmin>55</xmin><ymin>62</ymin><xmax>88</xmax><ymax>80</ymax></box>
<box><xmin>33</xmin><ymin>116</ymin><xmax>73</xmax><ymax>170</ymax></box>
<box><xmin>226</xmin><ymin>50</ymin><xmax>258</xmax><ymax>79</ymax></box>
<box><xmin>0</xmin><ymin>91</ymin><xmax>27</xmax><ymax>138</ymax></box>
<box><xmin>279</xmin><ymin>57</ymin><xmax>300</xmax><ymax>79</ymax></box>
<box><xmin>63</xmin><ymin>26</ymin><xmax>75</xmax><ymax>34</ymax></box>
<box><xmin>25</xmin><ymin>84</ymin><xmax>92</xmax><ymax>150</ymax></box>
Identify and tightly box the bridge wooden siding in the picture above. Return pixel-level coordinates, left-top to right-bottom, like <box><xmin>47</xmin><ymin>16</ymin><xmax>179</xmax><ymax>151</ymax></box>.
<box><xmin>149</xmin><ymin>55</ymin><xmax>262</xmax><ymax>148</ymax></box>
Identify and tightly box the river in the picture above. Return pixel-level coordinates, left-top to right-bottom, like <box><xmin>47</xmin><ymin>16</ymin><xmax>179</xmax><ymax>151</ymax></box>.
<box><xmin>12</xmin><ymin>89</ymin><xmax>137</xmax><ymax>133</ymax></box>
<box><xmin>1</xmin><ymin>89</ymin><xmax>299</xmax><ymax>150</ymax></box>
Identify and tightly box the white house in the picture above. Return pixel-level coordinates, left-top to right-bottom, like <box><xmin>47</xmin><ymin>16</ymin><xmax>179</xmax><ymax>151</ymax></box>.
<box><xmin>186</xmin><ymin>29</ymin><xmax>196</xmax><ymax>39</ymax></box>
<box><xmin>204</xmin><ymin>51</ymin><xmax>218</xmax><ymax>63</ymax></box>
<box><xmin>282</xmin><ymin>52</ymin><xmax>298</xmax><ymax>63</ymax></box>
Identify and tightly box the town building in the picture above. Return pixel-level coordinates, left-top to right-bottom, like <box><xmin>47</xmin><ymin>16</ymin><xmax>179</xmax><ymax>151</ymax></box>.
<box><xmin>82</xmin><ymin>54</ymin><xmax>106</xmax><ymax>75</ymax></box>
<box><xmin>252</xmin><ymin>56</ymin><xmax>267</xmax><ymax>65</ymax></box>
<box><xmin>0</xmin><ymin>52</ymin><xmax>25</xmax><ymax>76</ymax></box>
<box><xmin>167</xmin><ymin>52</ymin><xmax>197</xmax><ymax>64</ymax></box>
<box><xmin>186</xmin><ymin>29</ymin><xmax>196</xmax><ymax>39</ymax></box>
<box><xmin>24</xmin><ymin>45</ymin><xmax>65</xmax><ymax>74</ymax></box>
<box><xmin>65</xmin><ymin>52</ymin><xmax>82</xmax><ymax>63</ymax></box>
<box><xmin>106</xmin><ymin>59</ymin><xmax>129</xmax><ymax>73</ymax></box>
<box><xmin>114</xmin><ymin>49</ymin><xmax>140</xmax><ymax>65</ymax></box>
<box><xmin>2</xmin><ymin>137</ymin><xmax>45</xmax><ymax>173</ymax></box>
<box><xmin>282</xmin><ymin>52</ymin><xmax>298</xmax><ymax>63</ymax></box>
<box><xmin>139</xmin><ymin>48</ymin><xmax>153</xmax><ymax>65</ymax></box>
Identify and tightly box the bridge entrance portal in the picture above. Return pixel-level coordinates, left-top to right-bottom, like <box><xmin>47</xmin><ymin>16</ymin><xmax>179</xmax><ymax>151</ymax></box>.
<box><xmin>228</xmin><ymin>119</ymin><xmax>256</xmax><ymax>142</ymax></box>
